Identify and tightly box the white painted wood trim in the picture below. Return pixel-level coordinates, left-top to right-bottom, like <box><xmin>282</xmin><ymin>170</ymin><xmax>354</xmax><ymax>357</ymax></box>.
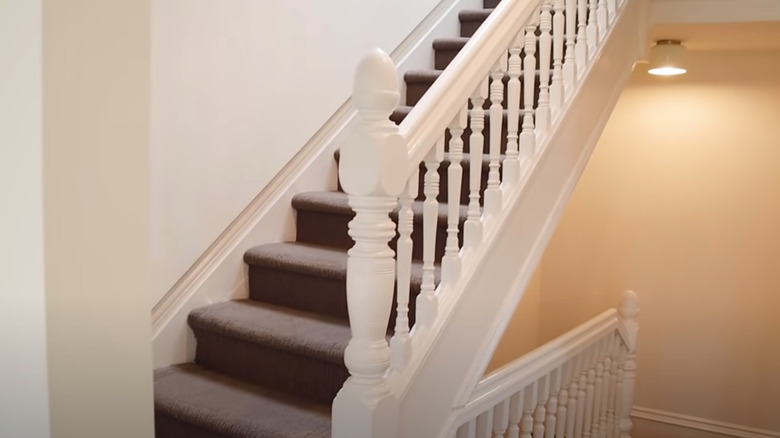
<box><xmin>632</xmin><ymin>406</ymin><xmax>780</xmax><ymax>438</ymax></box>
<box><xmin>649</xmin><ymin>0</ymin><xmax>780</xmax><ymax>25</ymax></box>
<box><xmin>151</xmin><ymin>0</ymin><xmax>483</xmax><ymax>368</ymax></box>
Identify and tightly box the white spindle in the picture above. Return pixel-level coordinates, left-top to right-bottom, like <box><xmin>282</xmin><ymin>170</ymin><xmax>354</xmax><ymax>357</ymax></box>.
<box><xmin>458</xmin><ymin>419</ymin><xmax>477</xmax><ymax>438</ymax></box>
<box><xmin>583</xmin><ymin>354</ymin><xmax>596</xmax><ymax>438</ymax></box>
<box><xmin>476</xmin><ymin>409</ymin><xmax>494</xmax><ymax>438</ymax></box>
<box><xmin>575</xmin><ymin>0</ymin><xmax>588</xmax><ymax>71</ymax></box>
<box><xmin>607</xmin><ymin>0</ymin><xmax>617</xmax><ymax>22</ymax></box>
<box><xmin>508</xmin><ymin>391</ymin><xmax>523</xmax><ymax>438</ymax></box>
<box><xmin>415</xmin><ymin>138</ymin><xmax>444</xmax><ymax>326</ymax></box>
<box><xmin>465</xmin><ymin>79</ymin><xmax>488</xmax><ymax>250</ymax></box>
<box><xmin>504</xmin><ymin>33</ymin><xmax>523</xmax><ymax>187</ymax></box>
<box><xmin>537</xmin><ymin>0</ymin><xmax>553</xmax><ymax>135</ymax></box>
<box><xmin>442</xmin><ymin>108</ymin><xmax>467</xmax><ymax>285</ymax></box>
<box><xmin>485</xmin><ymin>54</ymin><xmax>506</xmax><ymax>216</ymax></box>
<box><xmin>551</xmin><ymin>0</ymin><xmax>565</xmax><ymax>114</ymax></box>
<box><xmin>613</xmin><ymin>348</ymin><xmax>625</xmax><ymax>438</ymax></box>
<box><xmin>574</xmin><ymin>354</ymin><xmax>588</xmax><ymax>438</ymax></box>
<box><xmin>564</xmin><ymin>0</ymin><xmax>577</xmax><ymax>89</ymax></box>
<box><xmin>600</xmin><ymin>337</ymin><xmax>615</xmax><ymax>438</ymax></box>
<box><xmin>590</xmin><ymin>342</ymin><xmax>605</xmax><ymax>438</ymax></box>
<box><xmin>534</xmin><ymin>376</ymin><xmax>549</xmax><ymax>438</ymax></box>
<box><xmin>545</xmin><ymin>369</ymin><xmax>561</xmax><ymax>438</ymax></box>
<box><xmin>493</xmin><ymin>399</ymin><xmax>510</xmax><ymax>438</ymax></box>
<box><xmin>557</xmin><ymin>364</ymin><xmax>571</xmax><ymax>438</ymax></box>
<box><xmin>597</xmin><ymin>0</ymin><xmax>608</xmax><ymax>41</ymax></box>
<box><xmin>618</xmin><ymin>291</ymin><xmax>639</xmax><ymax>438</ymax></box>
<box><xmin>521</xmin><ymin>385</ymin><xmax>536</xmax><ymax>438</ymax></box>
<box><xmin>520</xmin><ymin>21</ymin><xmax>537</xmax><ymax>167</ymax></box>
<box><xmin>333</xmin><ymin>49</ymin><xmax>406</xmax><ymax>438</ymax></box>
<box><xmin>587</xmin><ymin>0</ymin><xmax>597</xmax><ymax>58</ymax></box>
<box><xmin>390</xmin><ymin>173</ymin><xmax>417</xmax><ymax>369</ymax></box>
<box><xmin>606</xmin><ymin>335</ymin><xmax>619</xmax><ymax>438</ymax></box>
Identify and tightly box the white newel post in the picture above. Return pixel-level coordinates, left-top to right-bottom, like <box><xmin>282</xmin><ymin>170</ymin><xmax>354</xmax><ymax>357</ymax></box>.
<box><xmin>617</xmin><ymin>291</ymin><xmax>639</xmax><ymax>438</ymax></box>
<box><xmin>333</xmin><ymin>48</ymin><xmax>409</xmax><ymax>438</ymax></box>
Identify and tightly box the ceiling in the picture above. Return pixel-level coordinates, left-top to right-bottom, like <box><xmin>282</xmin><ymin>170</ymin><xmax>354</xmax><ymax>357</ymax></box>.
<box><xmin>648</xmin><ymin>21</ymin><xmax>780</xmax><ymax>51</ymax></box>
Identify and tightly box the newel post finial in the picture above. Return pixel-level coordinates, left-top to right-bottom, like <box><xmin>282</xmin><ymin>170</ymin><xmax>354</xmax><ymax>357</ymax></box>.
<box><xmin>332</xmin><ymin>48</ymin><xmax>407</xmax><ymax>438</ymax></box>
<box><xmin>619</xmin><ymin>290</ymin><xmax>639</xmax><ymax>352</ymax></box>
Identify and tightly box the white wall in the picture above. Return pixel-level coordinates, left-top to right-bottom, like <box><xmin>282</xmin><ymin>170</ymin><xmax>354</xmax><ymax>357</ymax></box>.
<box><xmin>42</xmin><ymin>1</ymin><xmax>155</xmax><ymax>436</ymax></box>
<box><xmin>150</xmin><ymin>0</ymin><xmax>446</xmax><ymax>305</ymax></box>
<box><xmin>0</xmin><ymin>1</ymin><xmax>51</xmax><ymax>436</ymax></box>
<box><xmin>538</xmin><ymin>50</ymin><xmax>780</xmax><ymax>435</ymax></box>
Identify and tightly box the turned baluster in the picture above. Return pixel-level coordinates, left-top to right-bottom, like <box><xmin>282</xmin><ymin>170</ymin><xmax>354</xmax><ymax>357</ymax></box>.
<box><xmin>583</xmin><ymin>350</ymin><xmax>597</xmax><ymax>438</ymax></box>
<box><xmin>504</xmin><ymin>33</ymin><xmax>523</xmax><ymax>187</ymax></box>
<box><xmin>442</xmin><ymin>108</ymin><xmax>468</xmax><ymax>284</ymax></box>
<box><xmin>551</xmin><ymin>0</ymin><xmax>566</xmax><ymax>114</ymax></box>
<box><xmin>465</xmin><ymin>79</ymin><xmax>488</xmax><ymax>250</ymax></box>
<box><xmin>599</xmin><ymin>336</ymin><xmax>616</xmax><ymax>438</ymax></box>
<box><xmin>485</xmin><ymin>53</ymin><xmax>507</xmax><ymax>216</ymax></box>
<box><xmin>556</xmin><ymin>363</ymin><xmax>571</xmax><ymax>438</ymax></box>
<box><xmin>574</xmin><ymin>352</ymin><xmax>589</xmax><ymax>438</ymax></box>
<box><xmin>521</xmin><ymin>384</ymin><xmax>536</xmax><ymax>438</ymax></box>
<box><xmin>567</xmin><ymin>356</ymin><xmax>581</xmax><ymax>438</ymax></box>
<box><xmin>586</xmin><ymin>0</ymin><xmax>598</xmax><ymax>58</ymax></box>
<box><xmin>390</xmin><ymin>173</ymin><xmax>417</xmax><ymax>369</ymax></box>
<box><xmin>618</xmin><ymin>291</ymin><xmax>639</xmax><ymax>438</ymax></box>
<box><xmin>607</xmin><ymin>0</ymin><xmax>616</xmax><ymax>22</ymax></box>
<box><xmin>493</xmin><ymin>399</ymin><xmax>510</xmax><ymax>438</ymax></box>
<box><xmin>333</xmin><ymin>48</ymin><xmax>406</xmax><ymax>438</ymax></box>
<box><xmin>564</xmin><ymin>0</ymin><xmax>577</xmax><ymax>89</ymax></box>
<box><xmin>590</xmin><ymin>340</ymin><xmax>606</xmax><ymax>438</ymax></box>
<box><xmin>537</xmin><ymin>0</ymin><xmax>553</xmax><ymax>136</ymax></box>
<box><xmin>415</xmin><ymin>138</ymin><xmax>444</xmax><ymax>327</ymax></box>
<box><xmin>545</xmin><ymin>369</ymin><xmax>561</xmax><ymax>438</ymax></box>
<box><xmin>575</xmin><ymin>0</ymin><xmax>588</xmax><ymax>72</ymax></box>
<box><xmin>476</xmin><ymin>409</ymin><xmax>494</xmax><ymax>438</ymax></box>
<box><xmin>520</xmin><ymin>20</ymin><xmax>537</xmax><ymax>167</ymax></box>
<box><xmin>508</xmin><ymin>391</ymin><xmax>523</xmax><ymax>438</ymax></box>
<box><xmin>534</xmin><ymin>376</ymin><xmax>549</xmax><ymax>438</ymax></box>
<box><xmin>606</xmin><ymin>334</ymin><xmax>620</xmax><ymax>438</ymax></box>
<box><xmin>597</xmin><ymin>0</ymin><xmax>608</xmax><ymax>41</ymax></box>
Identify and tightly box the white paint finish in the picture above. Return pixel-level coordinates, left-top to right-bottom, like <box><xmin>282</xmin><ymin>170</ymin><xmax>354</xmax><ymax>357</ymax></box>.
<box><xmin>151</xmin><ymin>0</ymin><xmax>482</xmax><ymax>368</ymax></box>
<box><xmin>632</xmin><ymin>407</ymin><xmax>780</xmax><ymax>438</ymax></box>
<box><xmin>149</xmin><ymin>0</ymin><xmax>459</xmax><ymax>307</ymax></box>
<box><xmin>649</xmin><ymin>0</ymin><xmax>780</xmax><ymax>24</ymax></box>
<box><xmin>42</xmin><ymin>1</ymin><xmax>155</xmax><ymax>436</ymax></box>
<box><xmin>0</xmin><ymin>1</ymin><xmax>51</xmax><ymax>436</ymax></box>
<box><xmin>538</xmin><ymin>49</ymin><xmax>780</xmax><ymax>432</ymax></box>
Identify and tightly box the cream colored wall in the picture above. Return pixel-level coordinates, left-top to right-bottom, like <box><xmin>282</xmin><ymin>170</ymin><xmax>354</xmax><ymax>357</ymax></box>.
<box><xmin>43</xmin><ymin>1</ymin><xmax>154</xmax><ymax>437</ymax></box>
<box><xmin>538</xmin><ymin>49</ymin><xmax>780</xmax><ymax>433</ymax></box>
<box><xmin>485</xmin><ymin>266</ymin><xmax>543</xmax><ymax>374</ymax></box>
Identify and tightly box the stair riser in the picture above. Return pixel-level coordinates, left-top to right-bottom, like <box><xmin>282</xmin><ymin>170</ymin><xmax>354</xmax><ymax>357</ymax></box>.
<box><xmin>484</xmin><ymin>0</ymin><xmax>500</xmax><ymax>8</ymax></box>
<box><xmin>193</xmin><ymin>330</ymin><xmax>349</xmax><ymax>405</ymax></box>
<box><xmin>406</xmin><ymin>74</ymin><xmax>540</xmax><ymax>108</ymax></box>
<box><xmin>435</xmin><ymin>43</ymin><xmax>558</xmax><ymax>71</ymax></box>
<box><xmin>460</xmin><ymin>19</ymin><xmax>485</xmax><ymax>38</ymax></box>
<box><xmin>154</xmin><ymin>414</ymin><xmax>224</xmax><ymax>438</ymax></box>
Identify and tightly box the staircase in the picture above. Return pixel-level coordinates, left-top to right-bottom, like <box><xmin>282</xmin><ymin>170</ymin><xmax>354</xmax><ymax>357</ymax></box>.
<box><xmin>153</xmin><ymin>0</ymin><xmax>647</xmax><ymax>436</ymax></box>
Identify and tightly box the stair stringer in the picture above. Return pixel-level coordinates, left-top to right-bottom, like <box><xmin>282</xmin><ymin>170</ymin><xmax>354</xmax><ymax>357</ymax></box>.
<box><xmin>395</xmin><ymin>1</ymin><xmax>648</xmax><ymax>435</ymax></box>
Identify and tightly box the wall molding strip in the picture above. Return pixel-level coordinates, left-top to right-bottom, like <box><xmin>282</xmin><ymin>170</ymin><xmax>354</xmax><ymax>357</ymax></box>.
<box><xmin>632</xmin><ymin>406</ymin><xmax>780</xmax><ymax>438</ymax></box>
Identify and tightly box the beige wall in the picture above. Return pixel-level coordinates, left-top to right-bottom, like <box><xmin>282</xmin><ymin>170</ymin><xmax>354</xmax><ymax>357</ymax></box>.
<box><xmin>43</xmin><ymin>1</ymin><xmax>155</xmax><ymax>436</ymax></box>
<box><xmin>538</xmin><ymin>49</ymin><xmax>780</xmax><ymax>433</ymax></box>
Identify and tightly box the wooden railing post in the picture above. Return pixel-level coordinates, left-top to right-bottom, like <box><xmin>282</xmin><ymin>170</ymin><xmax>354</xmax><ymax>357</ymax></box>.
<box><xmin>332</xmin><ymin>48</ymin><xmax>409</xmax><ymax>438</ymax></box>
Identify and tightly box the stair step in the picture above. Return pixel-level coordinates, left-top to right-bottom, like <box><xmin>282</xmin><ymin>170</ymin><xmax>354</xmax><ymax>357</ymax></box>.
<box><xmin>293</xmin><ymin>191</ymin><xmax>466</xmax><ymax>260</ymax></box>
<box><xmin>189</xmin><ymin>300</ymin><xmax>350</xmax><ymax>404</ymax></box>
<box><xmin>244</xmin><ymin>242</ymin><xmax>439</xmax><ymax>323</ymax></box>
<box><xmin>154</xmin><ymin>363</ymin><xmax>331</xmax><ymax>438</ymax></box>
<box><xmin>434</xmin><ymin>37</ymin><xmax>557</xmax><ymax>71</ymax></box>
<box><xmin>404</xmin><ymin>69</ymin><xmax>540</xmax><ymax>108</ymax></box>
<box><xmin>484</xmin><ymin>0</ymin><xmax>501</xmax><ymax>8</ymax></box>
<box><xmin>459</xmin><ymin>9</ymin><xmax>494</xmax><ymax>38</ymax></box>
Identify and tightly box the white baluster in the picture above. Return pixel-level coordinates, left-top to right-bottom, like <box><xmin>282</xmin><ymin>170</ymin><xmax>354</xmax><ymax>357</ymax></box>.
<box><xmin>607</xmin><ymin>0</ymin><xmax>617</xmax><ymax>22</ymax></box>
<box><xmin>333</xmin><ymin>48</ymin><xmax>405</xmax><ymax>438</ymax></box>
<box><xmin>465</xmin><ymin>79</ymin><xmax>488</xmax><ymax>250</ymax></box>
<box><xmin>613</xmin><ymin>348</ymin><xmax>625</xmax><ymax>438</ymax></box>
<box><xmin>618</xmin><ymin>291</ymin><xmax>639</xmax><ymax>438</ymax></box>
<box><xmin>485</xmin><ymin>53</ymin><xmax>507</xmax><ymax>216</ymax></box>
<box><xmin>537</xmin><ymin>0</ymin><xmax>552</xmax><ymax>136</ymax></box>
<box><xmin>606</xmin><ymin>335</ymin><xmax>619</xmax><ymax>438</ymax></box>
<box><xmin>534</xmin><ymin>376</ymin><xmax>549</xmax><ymax>438</ymax></box>
<box><xmin>494</xmin><ymin>399</ymin><xmax>510</xmax><ymax>438</ymax></box>
<box><xmin>574</xmin><ymin>353</ymin><xmax>589</xmax><ymax>438</ymax></box>
<box><xmin>504</xmin><ymin>33</ymin><xmax>523</xmax><ymax>187</ymax></box>
<box><xmin>415</xmin><ymin>139</ymin><xmax>444</xmax><ymax>327</ymax></box>
<box><xmin>583</xmin><ymin>353</ymin><xmax>597</xmax><ymax>438</ymax></box>
<box><xmin>442</xmin><ymin>108</ymin><xmax>467</xmax><ymax>285</ymax></box>
<box><xmin>590</xmin><ymin>341</ymin><xmax>606</xmax><ymax>438</ymax></box>
<box><xmin>600</xmin><ymin>336</ymin><xmax>615</xmax><ymax>438</ymax></box>
<box><xmin>575</xmin><ymin>0</ymin><xmax>588</xmax><ymax>72</ymax></box>
<box><xmin>509</xmin><ymin>390</ymin><xmax>523</xmax><ymax>438</ymax></box>
<box><xmin>477</xmin><ymin>409</ymin><xmax>494</xmax><ymax>438</ymax></box>
<box><xmin>567</xmin><ymin>356</ymin><xmax>581</xmax><ymax>438</ymax></box>
<box><xmin>390</xmin><ymin>172</ymin><xmax>417</xmax><ymax>370</ymax></box>
<box><xmin>545</xmin><ymin>369</ymin><xmax>561</xmax><ymax>438</ymax></box>
<box><xmin>551</xmin><ymin>0</ymin><xmax>565</xmax><ymax>114</ymax></box>
<box><xmin>564</xmin><ymin>0</ymin><xmax>577</xmax><ymax>89</ymax></box>
<box><xmin>557</xmin><ymin>364</ymin><xmax>571</xmax><ymax>438</ymax></box>
<box><xmin>597</xmin><ymin>0</ymin><xmax>608</xmax><ymax>41</ymax></box>
<box><xmin>587</xmin><ymin>0</ymin><xmax>597</xmax><ymax>58</ymax></box>
<box><xmin>520</xmin><ymin>21</ymin><xmax>537</xmax><ymax>167</ymax></box>
<box><xmin>458</xmin><ymin>419</ymin><xmax>477</xmax><ymax>438</ymax></box>
<box><xmin>521</xmin><ymin>384</ymin><xmax>536</xmax><ymax>438</ymax></box>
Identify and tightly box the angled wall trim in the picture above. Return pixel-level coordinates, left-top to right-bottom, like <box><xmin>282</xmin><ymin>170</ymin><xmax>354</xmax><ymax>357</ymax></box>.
<box><xmin>632</xmin><ymin>406</ymin><xmax>780</xmax><ymax>438</ymax></box>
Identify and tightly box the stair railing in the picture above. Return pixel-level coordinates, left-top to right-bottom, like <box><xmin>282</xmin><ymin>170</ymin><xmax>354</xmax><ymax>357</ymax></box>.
<box><xmin>444</xmin><ymin>291</ymin><xmax>639</xmax><ymax>438</ymax></box>
<box><xmin>334</xmin><ymin>0</ymin><xmax>630</xmax><ymax>436</ymax></box>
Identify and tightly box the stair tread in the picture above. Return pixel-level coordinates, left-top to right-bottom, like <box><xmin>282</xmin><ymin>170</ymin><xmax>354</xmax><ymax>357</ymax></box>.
<box><xmin>459</xmin><ymin>9</ymin><xmax>494</xmax><ymax>20</ymax></box>
<box><xmin>433</xmin><ymin>37</ymin><xmax>470</xmax><ymax>49</ymax></box>
<box><xmin>155</xmin><ymin>363</ymin><xmax>331</xmax><ymax>437</ymax></box>
<box><xmin>404</xmin><ymin>69</ymin><xmax>444</xmax><ymax>83</ymax></box>
<box><xmin>189</xmin><ymin>299</ymin><xmax>350</xmax><ymax>365</ymax></box>
<box><xmin>292</xmin><ymin>190</ymin><xmax>470</xmax><ymax>222</ymax></box>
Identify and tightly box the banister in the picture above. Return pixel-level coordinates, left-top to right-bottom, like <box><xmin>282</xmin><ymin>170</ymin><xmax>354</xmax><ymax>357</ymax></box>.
<box><xmin>399</xmin><ymin>0</ymin><xmax>540</xmax><ymax>173</ymax></box>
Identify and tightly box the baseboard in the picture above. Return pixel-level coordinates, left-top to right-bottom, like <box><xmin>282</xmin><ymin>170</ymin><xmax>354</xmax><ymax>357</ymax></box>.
<box><xmin>632</xmin><ymin>406</ymin><xmax>780</xmax><ymax>438</ymax></box>
<box><xmin>151</xmin><ymin>0</ymin><xmax>483</xmax><ymax>369</ymax></box>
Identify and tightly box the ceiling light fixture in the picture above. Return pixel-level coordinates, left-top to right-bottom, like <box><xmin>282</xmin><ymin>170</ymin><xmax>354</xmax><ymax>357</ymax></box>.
<box><xmin>647</xmin><ymin>39</ymin><xmax>687</xmax><ymax>76</ymax></box>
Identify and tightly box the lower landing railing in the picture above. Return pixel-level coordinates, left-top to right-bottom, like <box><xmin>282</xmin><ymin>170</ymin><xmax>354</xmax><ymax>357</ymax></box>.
<box><xmin>444</xmin><ymin>291</ymin><xmax>639</xmax><ymax>438</ymax></box>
